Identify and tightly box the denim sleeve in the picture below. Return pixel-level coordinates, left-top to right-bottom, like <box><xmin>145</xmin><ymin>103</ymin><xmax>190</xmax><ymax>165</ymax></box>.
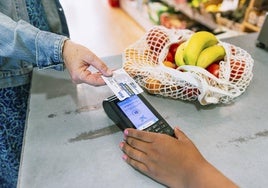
<box><xmin>0</xmin><ymin>12</ymin><xmax>68</xmax><ymax>71</ymax></box>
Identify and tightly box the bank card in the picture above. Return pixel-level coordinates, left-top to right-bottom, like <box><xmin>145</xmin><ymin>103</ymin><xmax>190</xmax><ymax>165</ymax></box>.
<box><xmin>102</xmin><ymin>68</ymin><xmax>143</xmax><ymax>100</ymax></box>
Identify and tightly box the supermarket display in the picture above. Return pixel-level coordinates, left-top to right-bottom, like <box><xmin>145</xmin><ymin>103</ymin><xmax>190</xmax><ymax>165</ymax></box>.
<box><xmin>121</xmin><ymin>0</ymin><xmax>267</xmax><ymax>33</ymax></box>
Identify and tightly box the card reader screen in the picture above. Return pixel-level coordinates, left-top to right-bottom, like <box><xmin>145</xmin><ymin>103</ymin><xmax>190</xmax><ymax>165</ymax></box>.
<box><xmin>117</xmin><ymin>95</ymin><xmax>159</xmax><ymax>130</ymax></box>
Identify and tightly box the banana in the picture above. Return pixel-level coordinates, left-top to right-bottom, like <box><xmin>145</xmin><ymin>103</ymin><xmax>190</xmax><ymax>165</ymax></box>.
<box><xmin>183</xmin><ymin>31</ymin><xmax>218</xmax><ymax>65</ymax></box>
<box><xmin>196</xmin><ymin>44</ymin><xmax>226</xmax><ymax>68</ymax></box>
<box><xmin>174</xmin><ymin>42</ymin><xmax>187</xmax><ymax>67</ymax></box>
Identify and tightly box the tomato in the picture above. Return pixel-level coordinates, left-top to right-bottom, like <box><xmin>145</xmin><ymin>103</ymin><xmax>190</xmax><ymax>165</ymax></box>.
<box><xmin>165</xmin><ymin>43</ymin><xmax>180</xmax><ymax>63</ymax></box>
<box><xmin>169</xmin><ymin>43</ymin><xmax>180</xmax><ymax>58</ymax></box>
<box><xmin>165</xmin><ymin>51</ymin><xmax>174</xmax><ymax>62</ymax></box>
<box><xmin>229</xmin><ymin>59</ymin><xmax>245</xmax><ymax>81</ymax></box>
<box><xmin>206</xmin><ymin>62</ymin><xmax>220</xmax><ymax>78</ymax></box>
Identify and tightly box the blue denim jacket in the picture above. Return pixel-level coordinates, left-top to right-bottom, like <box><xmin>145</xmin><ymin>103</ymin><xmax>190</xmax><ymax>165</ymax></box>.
<box><xmin>0</xmin><ymin>0</ymin><xmax>69</xmax><ymax>89</ymax></box>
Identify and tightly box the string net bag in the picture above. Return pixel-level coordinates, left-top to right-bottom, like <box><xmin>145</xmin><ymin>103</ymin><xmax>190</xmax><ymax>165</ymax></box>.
<box><xmin>122</xmin><ymin>26</ymin><xmax>254</xmax><ymax>105</ymax></box>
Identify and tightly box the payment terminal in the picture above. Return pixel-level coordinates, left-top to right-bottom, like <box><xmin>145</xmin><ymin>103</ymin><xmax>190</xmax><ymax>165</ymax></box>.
<box><xmin>103</xmin><ymin>94</ymin><xmax>174</xmax><ymax>136</ymax></box>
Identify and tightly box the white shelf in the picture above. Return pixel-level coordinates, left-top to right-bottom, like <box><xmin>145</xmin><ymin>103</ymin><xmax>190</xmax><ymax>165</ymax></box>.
<box><xmin>120</xmin><ymin>0</ymin><xmax>154</xmax><ymax>31</ymax></box>
<box><xmin>161</xmin><ymin>0</ymin><xmax>218</xmax><ymax>30</ymax></box>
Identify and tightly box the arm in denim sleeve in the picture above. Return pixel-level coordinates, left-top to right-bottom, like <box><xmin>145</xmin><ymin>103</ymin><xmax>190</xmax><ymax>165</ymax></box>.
<box><xmin>0</xmin><ymin>12</ymin><xmax>68</xmax><ymax>70</ymax></box>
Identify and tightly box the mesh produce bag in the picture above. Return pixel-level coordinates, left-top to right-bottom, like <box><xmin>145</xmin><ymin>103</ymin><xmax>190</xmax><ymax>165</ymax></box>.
<box><xmin>122</xmin><ymin>26</ymin><xmax>254</xmax><ymax>105</ymax></box>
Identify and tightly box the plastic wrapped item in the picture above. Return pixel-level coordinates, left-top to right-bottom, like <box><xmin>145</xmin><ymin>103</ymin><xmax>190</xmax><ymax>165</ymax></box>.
<box><xmin>122</xmin><ymin>26</ymin><xmax>254</xmax><ymax>105</ymax></box>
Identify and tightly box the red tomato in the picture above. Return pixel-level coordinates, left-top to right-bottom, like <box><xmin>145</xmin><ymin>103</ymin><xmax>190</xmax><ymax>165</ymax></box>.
<box><xmin>165</xmin><ymin>43</ymin><xmax>180</xmax><ymax>63</ymax></box>
<box><xmin>165</xmin><ymin>51</ymin><xmax>174</xmax><ymax>62</ymax></box>
<box><xmin>206</xmin><ymin>62</ymin><xmax>220</xmax><ymax>78</ymax></box>
<box><xmin>169</xmin><ymin>43</ymin><xmax>180</xmax><ymax>58</ymax></box>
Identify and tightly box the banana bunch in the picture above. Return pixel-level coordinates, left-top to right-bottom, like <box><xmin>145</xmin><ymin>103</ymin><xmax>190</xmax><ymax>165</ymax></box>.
<box><xmin>175</xmin><ymin>31</ymin><xmax>226</xmax><ymax>68</ymax></box>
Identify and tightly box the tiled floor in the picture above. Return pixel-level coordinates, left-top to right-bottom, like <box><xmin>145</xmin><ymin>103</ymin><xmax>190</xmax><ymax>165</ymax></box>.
<box><xmin>60</xmin><ymin>0</ymin><xmax>145</xmax><ymax>57</ymax></box>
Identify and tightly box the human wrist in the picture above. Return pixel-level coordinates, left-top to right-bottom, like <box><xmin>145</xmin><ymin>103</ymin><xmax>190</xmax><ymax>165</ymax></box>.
<box><xmin>62</xmin><ymin>39</ymin><xmax>72</xmax><ymax>63</ymax></box>
<box><xmin>60</xmin><ymin>38</ymin><xmax>70</xmax><ymax>63</ymax></box>
<box><xmin>186</xmin><ymin>160</ymin><xmax>238</xmax><ymax>188</ymax></box>
<box><xmin>164</xmin><ymin>158</ymin><xmax>208</xmax><ymax>188</ymax></box>
<box><xmin>183</xmin><ymin>158</ymin><xmax>210</xmax><ymax>188</ymax></box>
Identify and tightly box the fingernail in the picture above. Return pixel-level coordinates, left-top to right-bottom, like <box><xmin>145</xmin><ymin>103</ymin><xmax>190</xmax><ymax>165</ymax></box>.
<box><xmin>122</xmin><ymin>154</ymin><xmax>127</xmax><ymax>161</ymax></box>
<box><xmin>119</xmin><ymin>142</ymin><xmax>124</xmax><ymax>149</ymax></box>
<box><xmin>107</xmin><ymin>69</ymin><xmax>113</xmax><ymax>76</ymax></box>
<box><xmin>175</xmin><ymin>126</ymin><xmax>181</xmax><ymax>131</ymax></box>
<box><xmin>124</xmin><ymin>129</ymin><xmax>129</xmax><ymax>136</ymax></box>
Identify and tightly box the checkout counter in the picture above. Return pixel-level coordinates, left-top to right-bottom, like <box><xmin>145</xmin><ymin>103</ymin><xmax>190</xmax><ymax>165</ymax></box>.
<box><xmin>18</xmin><ymin>33</ymin><xmax>268</xmax><ymax>188</ymax></box>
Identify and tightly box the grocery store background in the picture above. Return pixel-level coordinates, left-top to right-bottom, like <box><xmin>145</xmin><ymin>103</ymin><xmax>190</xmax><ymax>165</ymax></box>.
<box><xmin>60</xmin><ymin>0</ymin><xmax>144</xmax><ymax>57</ymax></box>
<box><xmin>60</xmin><ymin>0</ymin><xmax>267</xmax><ymax>57</ymax></box>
